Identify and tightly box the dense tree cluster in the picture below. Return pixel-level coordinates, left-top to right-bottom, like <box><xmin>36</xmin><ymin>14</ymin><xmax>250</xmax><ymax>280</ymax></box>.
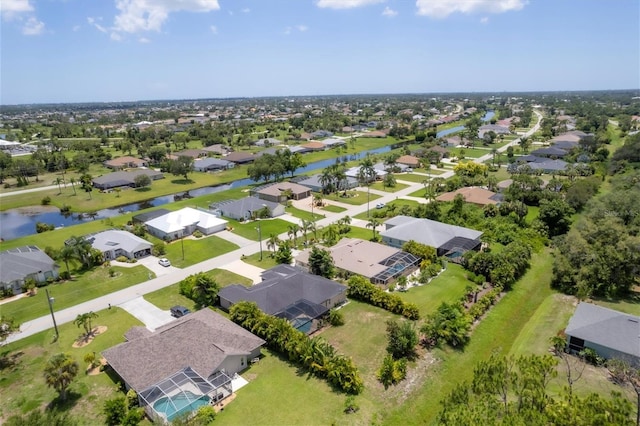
<box><xmin>229</xmin><ymin>301</ymin><xmax>364</xmax><ymax>394</ymax></box>
<box><xmin>439</xmin><ymin>353</ymin><xmax>634</xmax><ymax>425</ymax></box>
<box><xmin>178</xmin><ymin>273</ymin><xmax>220</xmax><ymax>309</ymax></box>
<box><xmin>346</xmin><ymin>275</ymin><xmax>420</xmax><ymax>320</ymax></box>
<box><xmin>247</xmin><ymin>149</ymin><xmax>305</xmax><ymax>182</ymax></box>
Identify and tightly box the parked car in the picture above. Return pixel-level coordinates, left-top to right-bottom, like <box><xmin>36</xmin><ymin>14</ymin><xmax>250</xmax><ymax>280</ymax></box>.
<box><xmin>170</xmin><ymin>306</ymin><xmax>191</xmax><ymax>318</ymax></box>
<box><xmin>376</xmin><ymin>203</ymin><xmax>386</xmax><ymax>209</ymax></box>
<box><xmin>158</xmin><ymin>258</ymin><xmax>171</xmax><ymax>267</ymax></box>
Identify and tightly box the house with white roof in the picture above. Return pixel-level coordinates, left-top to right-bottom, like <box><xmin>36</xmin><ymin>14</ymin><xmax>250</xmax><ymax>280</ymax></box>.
<box><xmin>86</xmin><ymin>230</ymin><xmax>152</xmax><ymax>260</ymax></box>
<box><xmin>144</xmin><ymin>207</ymin><xmax>228</xmax><ymax>241</ymax></box>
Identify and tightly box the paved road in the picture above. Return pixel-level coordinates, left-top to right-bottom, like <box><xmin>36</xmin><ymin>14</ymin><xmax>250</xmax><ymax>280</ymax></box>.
<box><xmin>4</xmin><ymin>113</ymin><xmax>542</xmax><ymax>344</ymax></box>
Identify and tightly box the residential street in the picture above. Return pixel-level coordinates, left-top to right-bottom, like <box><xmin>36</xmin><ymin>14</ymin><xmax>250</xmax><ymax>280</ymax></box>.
<box><xmin>4</xmin><ymin>112</ymin><xmax>542</xmax><ymax>344</ymax></box>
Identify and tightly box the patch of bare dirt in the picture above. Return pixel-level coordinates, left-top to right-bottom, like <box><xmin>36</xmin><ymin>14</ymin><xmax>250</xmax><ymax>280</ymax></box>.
<box><xmin>86</xmin><ymin>358</ymin><xmax>107</xmax><ymax>376</ymax></box>
<box><xmin>72</xmin><ymin>326</ymin><xmax>108</xmax><ymax>348</ymax></box>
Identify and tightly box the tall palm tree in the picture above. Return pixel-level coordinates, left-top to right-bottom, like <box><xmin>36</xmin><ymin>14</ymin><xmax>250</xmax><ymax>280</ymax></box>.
<box><xmin>319</xmin><ymin>168</ymin><xmax>334</xmax><ymax>194</ymax></box>
<box><xmin>357</xmin><ymin>156</ymin><xmax>377</xmax><ymax>217</ymax></box>
<box><xmin>65</xmin><ymin>236</ymin><xmax>93</xmax><ymax>270</ymax></box>
<box><xmin>266</xmin><ymin>233</ymin><xmax>281</xmax><ymax>256</ymax></box>
<box><xmin>58</xmin><ymin>244</ymin><xmax>75</xmax><ymax>275</ymax></box>
<box><xmin>300</xmin><ymin>220</ymin><xmax>315</xmax><ymax>245</ymax></box>
<box><xmin>322</xmin><ymin>224</ymin><xmax>339</xmax><ymax>245</ymax></box>
<box><xmin>69</xmin><ymin>177</ymin><xmax>77</xmax><ymax>195</ymax></box>
<box><xmin>43</xmin><ymin>353</ymin><xmax>79</xmax><ymax>401</ymax></box>
<box><xmin>74</xmin><ymin>311</ymin><xmax>98</xmax><ymax>337</ymax></box>
<box><xmin>287</xmin><ymin>224</ymin><xmax>300</xmax><ymax>247</ymax></box>
<box><xmin>53</xmin><ymin>177</ymin><xmax>63</xmax><ymax>194</ymax></box>
<box><xmin>366</xmin><ymin>218</ymin><xmax>382</xmax><ymax>239</ymax></box>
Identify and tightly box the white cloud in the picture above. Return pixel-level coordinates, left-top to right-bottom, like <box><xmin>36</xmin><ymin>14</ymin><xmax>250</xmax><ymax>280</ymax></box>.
<box><xmin>72</xmin><ymin>25</ymin><xmax>81</xmax><ymax>31</ymax></box>
<box><xmin>382</xmin><ymin>6</ymin><xmax>397</xmax><ymax>17</ymax></box>
<box><xmin>480</xmin><ymin>16</ymin><xmax>489</xmax><ymax>24</ymax></box>
<box><xmin>1</xmin><ymin>0</ymin><xmax>34</xmax><ymax>20</ymax></box>
<box><xmin>88</xmin><ymin>17</ymin><xmax>107</xmax><ymax>33</ymax></box>
<box><xmin>285</xmin><ymin>25</ymin><xmax>308</xmax><ymax>35</ymax></box>
<box><xmin>110</xmin><ymin>32</ymin><xmax>122</xmax><ymax>41</ymax></box>
<box><xmin>113</xmin><ymin>0</ymin><xmax>220</xmax><ymax>34</ymax></box>
<box><xmin>241</xmin><ymin>8</ymin><xmax>250</xmax><ymax>13</ymax></box>
<box><xmin>139</xmin><ymin>37</ymin><xmax>151</xmax><ymax>43</ymax></box>
<box><xmin>210</xmin><ymin>25</ymin><xmax>217</xmax><ymax>34</ymax></box>
<box><xmin>296</xmin><ymin>24</ymin><xmax>308</xmax><ymax>32</ymax></box>
<box><xmin>316</xmin><ymin>0</ymin><xmax>384</xmax><ymax>9</ymax></box>
<box><xmin>416</xmin><ymin>0</ymin><xmax>527</xmax><ymax>18</ymax></box>
<box><xmin>22</xmin><ymin>16</ymin><xmax>44</xmax><ymax>35</ymax></box>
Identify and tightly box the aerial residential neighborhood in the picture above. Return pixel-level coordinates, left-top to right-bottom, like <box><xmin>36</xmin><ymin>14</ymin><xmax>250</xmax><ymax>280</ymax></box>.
<box><xmin>1</xmin><ymin>1</ymin><xmax>639</xmax><ymax>425</ymax></box>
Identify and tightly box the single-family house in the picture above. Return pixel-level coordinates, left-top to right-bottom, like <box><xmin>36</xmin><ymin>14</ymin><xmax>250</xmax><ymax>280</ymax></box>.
<box><xmin>295</xmin><ymin>238</ymin><xmax>420</xmax><ymax>285</ymax></box>
<box><xmin>294</xmin><ymin>174</ymin><xmax>359</xmax><ymax>193</ymax></box>
<box><xmin>530</xmin><ymin>146</ymin><xmax>569</xmax><ymax>158</ymax></box>
<box><xmin>0</xmin><ymin>246</ymin><xmax>59</xmax><ymax>294</ymax></box>
<box><xmin>102</xmin><ymin>309</ymin><xmax>265</xmax><ymax>422</ymax></box>
<box><xmin>254</xmin><ymin>181</ymin><xmax>312</xmax><ymax>203</ymax></box>
<box><xmin>201</xmin><ymin>144</ymin><xmax>229</xmax><ymax>155</ymax></box>
<box><xmin>363</xmin><ymin>130</ymin><xmax>387</xmax><ymax>138</ymax></box>
<box><xmin>528</xmin><ymin>159</ymin><xmax>569</xmax><ymax>173</ymax></box>
<box><xmin>436</xmin><ymin>187</ymin><xmax>503</xmax><ymax>206</ymax></box>
<box><xmin>145</xmin><ymin>207</ymin><xmax>228</xmax><ymax>241</ymax></box>
<box><xmin>380</xmin><ymin>216</ymin><xmax>483</xmax><ymax>262</ymax></box>
<box><xmin>396</xmin><ymin>155</ymin><xmax>421</xmax><ymax>168</ymax></box>
<box><xmin>565</xmin><ymin>303</ymin><xmax>640</xmax><ymax>367</ymax></box>
<box><xmin>104</xmin><ymin>156</ymin><xmax>148</xmax><ymax>170</ymax></box>
<box><xmin>193</xmin><ymin>158</ymin><xmax>234</xmax><ymax>172</ymax></box>
<box><xmin>310</xmin><ymin>130</ymin><xmax>333</xmax><ymax>139</ymax></box>
<box><xmin>478</xmin><ymin>124</ymin><xmax>510</xmax><ymax>138</ymax></box>
<box><xmin>346</xmin><ymin>165</ymin><xmax>387</xmax><ymax>180</ymax></box>
<box><xmin>132</xmin><ymin>209</ymin><xmax>171</xmax><ymax>224</ymax></box>
<box><xmin>92</xmin><ymin>170</ymin><xmax>164</xmax><ymax>190</ymax></box>
<box><xmin>210</xmin><ymin>197</ymin><xmax>285</xmax><ymax>221</ymax></box>
<box><xmin>254</xmin><ymin>137</ymin><xmax>282</xmax><ymax>147</ymax></box>
<box><xmin>86</xmin><ymin>230</ymin><xmax>152</xmax><ymax>260</ymax></box>
<box><xmin>320</xmin><ymin>138</ymin><xmax>346</xmax><ymax>148</ymax></box>
<box><xmin>173</xmin><ymin>149</ymin><xmax>208</xmax><ymax>159</ymax></box>
<box><xmin>218</xmin><ymin>264</ymin><xmax>347</xmax><ymax>333</ymax></box>
<box><xmin>225</xmin><ymin>152</ymin><xmax>256</xmax><ymax>164</ymax></box>
<box><xmin>300</xmin><ymin>141</ymin><xmax>327</xmax><ymax>152</ymax></box>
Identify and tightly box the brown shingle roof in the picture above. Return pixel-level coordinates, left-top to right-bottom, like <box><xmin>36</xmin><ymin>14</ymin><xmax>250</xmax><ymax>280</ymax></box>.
<box><xmin>396</xmin><ymin>155</ymin><xmax>420</xmax><ymax>167</ymax></box>
<box><xmin>102</xmin><ymin>309</ymin><xmax>265</xmax><ymax>391</ymax></box>
<box><xmin>436</xmin><ymin>187</ymin><xmax>500</xmax><ymax>206</ymax></box>
<box><xmin>301</xmin><ymin>141</ymin><xmax>325</xmax><ymax>150</ymax></box>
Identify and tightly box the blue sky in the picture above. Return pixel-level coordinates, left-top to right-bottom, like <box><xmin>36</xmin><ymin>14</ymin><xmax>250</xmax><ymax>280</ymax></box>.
<box><xmin>1</xmin><ymin>0</ymin><xmax>638</xmax><ymax>104</ymax></box>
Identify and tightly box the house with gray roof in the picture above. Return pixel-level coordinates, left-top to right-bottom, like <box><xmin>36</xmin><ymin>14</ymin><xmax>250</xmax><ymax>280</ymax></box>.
<box><xmin>320</xmin><ymin>138</ymin><xmax>346</xmax><ymax>148</ymax></box>
<box><xmin>528</xmin><ymin>159</ymin><xmax>568</xmax><ymax>173</ymax></box>
<box><xmin>565</xmin><ymin>303</ymin><xmax>640</xmax><ymax>367</ymax></box>
<box><xmin>225</xmin><ymin>151</ymin><xmax>256</xmax><ymax>164</ymax></box>
<box><xmin>294</xmin><ymin>174</ymin><xmax>359</xmax><ymax>192</ymax></box>
<box><xmin>530</xmin><ymin>146</ymin><xmax>569</xmax><ymax>158</ymax></box>
<box><xmin>92</xmin><ymin>169</ymin><xmax>164</xmax><ymax>190</ymax></box>
<box><xmin>254</xmin><ymin>137</ymin><xmax>282</xmax><ymax>147</ymax></box>
<box><xmin>210</xmin><ymin>196</ymin><xmax>285</xmax><ymax>221</ymax></box>
<box><xmin>102</xmin><ymin>309</ymin><xmax>265</xmax><ymax>422</ymax></box>
<box><xmin>380</xmin><ymin>216</ymin><xmax>483</xmax><ymax>262</ymax></box>
<box><xmin>0</xmin><ymin>246</ymin><xmax>59</xmax><ymax>294</ymax></box>
<box><xmin>193</xmin><ymin>157</ymin><xmax>234</xmax><ymax>172</ymax></box>
<box><xmin>86</xmin><ymin>230</ymin><xmax>152</xmax><ymax>260</ymax></box>
<box><xmin>218</xmin><ymin>264</ymin><xmax>347</xmax><ymax>333</ymax></box>
<box><xmin>253</xmin><ymin>181</ymin><xmax>312</xmax><ymax>203</ymax></box>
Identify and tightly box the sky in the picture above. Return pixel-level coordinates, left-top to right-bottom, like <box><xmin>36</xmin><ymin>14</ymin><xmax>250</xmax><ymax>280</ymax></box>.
<box><xmin>1</xmin><ymin>0</ymin><xmax>639</xmax><ymax>105</ymax></box>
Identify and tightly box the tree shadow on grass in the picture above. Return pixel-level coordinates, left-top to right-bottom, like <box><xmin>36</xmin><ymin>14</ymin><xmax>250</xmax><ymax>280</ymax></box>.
<box><xmin>591</xmin><ymin>290</ymin><xmax>640</xmax><ymax>309</ymax></box>
<box><xmin>171</xmin><ymin>179</ymin><xmax>194</xmax><ymax>185</ymax></box>
<box><xmin>0</xmin><ymin>350</ymin><xmax>24</xmax><ymax>371</ymax></box>
<box><xmin>46</xmin><ymin>390</ymin><xmax>82</xmax><ymax>412</ymax></box>
<box><xmin>135</xmin><ymin>187</ymin><xmax>151</xmax><ymax>193</ymax></box>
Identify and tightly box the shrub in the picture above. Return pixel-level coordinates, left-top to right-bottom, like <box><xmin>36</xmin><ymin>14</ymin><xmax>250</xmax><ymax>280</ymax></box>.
<box><xmin>328</xmin><ymin>309</ymin><xmax>345</xmax><ymax>326</ymax></box>
<box><xmin>347</xmin><ymin>275</ymin><xmax>420</xmax><ymax>320</ymax></box>
<box><xmin>115</xmin><ymin>256</ymin><xmax>128</xmax><ymax>262</ymax></box>
<box><xmin>193</xmin><ymin>230</ymin><xmax>203</xmax><ymax>238</ymax></box>
<box><xmin>580</xmin><ymin>348</ymin><xmax>604</xmax><ymax>366</ymax></box>
<box><xmin>108</xmin><ymin>268</ymin><xmax>117</xmax><ymax>278</ymax></box>
<box><xmin>41</xmin><ymin>196</ymin><xmax>51</xmax><ymax>205</ymax></box>
<box><xmin>103</xmin><ymin>397</ymin><xmax>127</xmax><ymax>426</ymax></box>
<box><xmin>35</xmin><ymin>222</ymin><xmax>55</xmax><ymax>233</ymax></box>
<box><xmin>60</xmin><ymin>271</ymin><xmax>71</xmax><ymax>280</ymax></box>
<box><xmin>344</xmin><ymin>395</ymin><xmax>360</xmax><ymax>414</ymax></box>
<box><xmin>152</xmin><ymin>242</ymin><xmax>166</xmax><ymax>256</ymax></box>
<box><xmin>377</xmin><ymin>355</ymin><xmax>407</xmax><ymax>389</ymax></box>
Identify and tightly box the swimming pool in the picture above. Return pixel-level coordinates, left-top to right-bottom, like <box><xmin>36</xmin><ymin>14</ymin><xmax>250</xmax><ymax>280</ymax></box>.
<box><xmin>153</xmin><ymin>391</ymin><xmax>211</xmax><ymax>421</ymax></box>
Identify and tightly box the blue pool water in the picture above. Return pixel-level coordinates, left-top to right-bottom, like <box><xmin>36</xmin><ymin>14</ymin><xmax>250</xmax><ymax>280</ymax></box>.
<box><xmin>153</xmin><ymin>391</ymin><xmax>210</xmax><ymax>421</ymax></box>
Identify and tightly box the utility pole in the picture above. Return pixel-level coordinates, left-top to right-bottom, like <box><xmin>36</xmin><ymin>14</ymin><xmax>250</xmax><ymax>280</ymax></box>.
<box><xmin>45</xmin><ymin>289</ymin><xmax>59</xmax><ymax>341</ymax></box>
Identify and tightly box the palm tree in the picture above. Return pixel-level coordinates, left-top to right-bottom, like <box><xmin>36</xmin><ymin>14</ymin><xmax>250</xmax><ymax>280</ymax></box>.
<box><xmin>518</xmin><ymin>136</ymin><xmax>530</xmax><ymax>154</ymax></box>
<box><xmin>366</xmin><ymin>218</ymin><xmax>382</xmax><ymax>239</ymax></box>
<box><xmin>65</xmin><ymin>236</ymin><xmax>93</xmax><ymax>270</ymax></box>
<box><xmin>266</xmin><ymin>233</ymin><xmax>281</xmax><ymax>256</ymax></box>
<box><xmin>43</xmin><ymin>353</ymin><xmax>79</xmax><ymax>401</ymax></box>
<box><xmin>300</xmin><ymin>220</ymin><xmax>315</xmax><ymax>245</ymax></box>
<box><xmin>322</xmin><ymin>224</ymin><xmax>339</xmax><ymax>245</ymax></box>
<box><xmin>69</xmin><ymin>177</ymin><xmax>77</xmax><ymax>195</ymax></box>
<box><xmin>53</xmin><ymin>177</ymin><xmax>63</xmax><ymax>194</ymax></box>
<box><xmin>357</xmin><ymin>156</ymin><xmax>377</xmax><ymax>217</ymax></box>
<box><xmin>337</xmin><ymin>215</ymin><xmax>351</xmax><ymax>234</ymax></box>
<box><xmin>74</xmin><ymin>311</ymin><xmax>98</xmax><ymax>337</ymax></box>
<box><xmin>319</xmin><ymin>168</ymin><xmax>334</xmax><ymax>194</ymax></box>
<box><xmin>58</xmin><ymin>244</ymin><xmax>75</xmax><ymax>275</ymax></box>
<box><xmin>287</xmin><ymin>224</ymin><xmax>300</xmax><ymax>247</ymax></box>
<box><xmin>333</xmin><ymin>165</ymin><xmax>347</xmax><ymax>195</ymax></box>
<box><xmin>491</xmin><ymin>148</ymin><xmax>498</xmax><ymax>165</ymax></box>
<box><xmin>313</xmin><ymin>193</ymin><xmax>323</xmax><ymax>208</ymax></box>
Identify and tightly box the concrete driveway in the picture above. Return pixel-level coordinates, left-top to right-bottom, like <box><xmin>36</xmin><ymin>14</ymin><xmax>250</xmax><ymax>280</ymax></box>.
<box><xmin>219</xmin><ymin>260</ymin><xmax>264</xmax><ymax>284</ymax></box>
<box><xmin>136</xmin><ymin>255</ymin><xmax>180</xmax><ymax>277</ymax></box>
<box><xmin>118</xmin><ymin>296</ymin><xmax>175</xmax><ymax>331</ymax></box>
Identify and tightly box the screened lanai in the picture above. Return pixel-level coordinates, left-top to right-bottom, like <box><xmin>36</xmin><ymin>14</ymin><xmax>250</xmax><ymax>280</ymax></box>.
<box><xmin>138</xmin><ymin>367</ymin><xmax>232</xmax><ymax>423</ymax></box>
<box><xmin>371</xmin><ymin>251</ymin><xmax>421</xmax><ymax>285</ymax></box>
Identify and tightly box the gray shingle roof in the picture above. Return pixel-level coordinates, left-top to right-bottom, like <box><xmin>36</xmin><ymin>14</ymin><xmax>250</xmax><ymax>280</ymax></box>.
<box><xmin>210</xmin><ymin>196</ymin><xmax>281</xmax><ymax>218</ymax></box>
<box><xmin>102</xmin><ymin>309</ymin><xmax>265</xmax><ymax>391</ymax></box>
<box><xmin>87</xmin><ymin>230</ymin><xmax>152</xmax><ymax>254</ymax></box>
<box><xmin>92</xmin><ymin>169</ymin><xmax>163</xmax><ymax>188</ymax></box>
<box><xmin>219</xmin><ymin>264</ymin><xmax>347</xmax><ymax>315</ymax></box>
<box><xmin>565</xmin><ymin>303</ymin><xmax>640</xmax><ymax>359</ymax></box>
<box><xmin>0</xmin><ymin>246</ymin><xmax>57</xmax><ymax>283</ymax></box>
<box><xmin>381</xmin><ymin>216</ymin><xmax>482</xmax><ymax>249</ymax></box>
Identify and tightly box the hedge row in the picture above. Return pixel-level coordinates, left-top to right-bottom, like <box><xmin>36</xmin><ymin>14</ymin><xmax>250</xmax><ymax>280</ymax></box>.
<box><xmin>346</xmin><ymin>275</ymin><xmax>420</xmax><ymax>320</ymax></box>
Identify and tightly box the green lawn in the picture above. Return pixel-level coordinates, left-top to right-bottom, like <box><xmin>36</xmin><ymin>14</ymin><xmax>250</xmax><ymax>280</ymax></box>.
<box><xmin>393</xmin><ymin>173</ymin><xmax>431</xmax><ymax>183</ymax></box>
<box><xmin>324</xmin><ymin>190</ymin><xmax>381</xmax><ymax>206</ymax></box>
<box><xmin>285</xmin><ymin>205</ymin><xmax>325</xmax><ymax>222</ymax></box>
<box><xmin>383</xmin><ymin>250</ymin><xmax>557</xmax><ymax>425</ymax></box>
<box><xmin>370</xmin><ymin>182</ymin><xmax>409</xmax><ymax>193</ymax></box>
<box><xmin>591</xmin><ymin>291</ymin><xmax>640</xmax><ymax>316</ymax></box>
<box><xmin>448</xmin><ymin>147</ymin><xmax>491</xmax><ymax>159</ymax></box>
<box><xmin>2</xmin><ymin>266</ymin><xmax>151</xmax><ymax>324</ymax></box>
<box><xmin>407</xmin><ymin>187</ymin><xmax>429</xmax><ymax>198</ymax></box>
<box><xmin>144</xmin><ymin>269</ymin><xmax>252</xmax><ymax>310</ymax></box>
<box><xmin>227</xmin><ymin>218</ymin><xmax>292</xmax><ymax>241</ymax></box>
<box><xmin>162</xmin><ymin>235</ymin><xmax>238</xmax><ymax>268</ymax></box>
<box><xmin>411</xmin><ymin>168</ymin><xmax>445</xmax><ymax>176</ymax></box>
<box><xmin>353</xmin><ymin>199</ymin><xmax>420</xmax><ymax>220</ymax></box>
<box><xmin>0</xmin><ymin>307</ymin><xmax>142</xmax><ymax>424</ymax></box>
<box><xmin>320</xmin><ymin>204</ymin><xmax>347</xmax><ymax>213</ymax></box>
<box><xmin>241</xmin><ymin>252</ymin><xmax>279</xmax><ymax>270</ymax></box>
<box><xmin>397</xmin><ymin>264</ymin><xmax>471</xmax><ymax>318</ymax></box>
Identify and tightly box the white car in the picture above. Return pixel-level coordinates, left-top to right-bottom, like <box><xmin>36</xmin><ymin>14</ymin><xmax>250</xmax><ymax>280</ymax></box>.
<box><xmin>158</xmin><ymin>258</ymin><xmax>171</xmax><ymax>267</ymax></box>
<box><xmin>376</xmin><ymin>203</ymin><xmax>386</xmax><ymax>209</ymax></box>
